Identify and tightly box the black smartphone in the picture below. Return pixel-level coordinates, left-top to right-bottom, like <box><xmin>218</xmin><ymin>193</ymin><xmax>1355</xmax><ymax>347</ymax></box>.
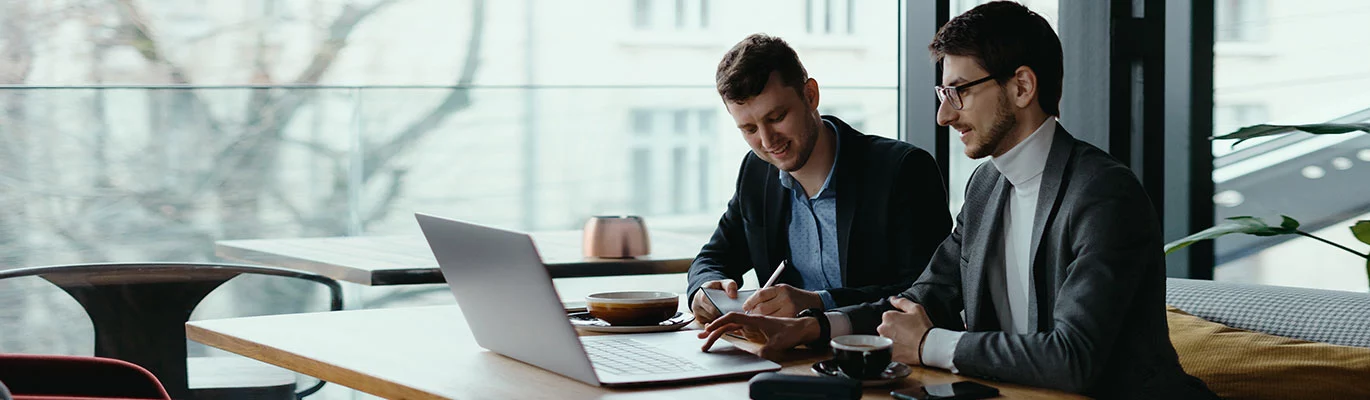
<box><xmin>891</xmin><ymin>381</ymin><xmax>1000</xmax><ymax>400</ymax></box>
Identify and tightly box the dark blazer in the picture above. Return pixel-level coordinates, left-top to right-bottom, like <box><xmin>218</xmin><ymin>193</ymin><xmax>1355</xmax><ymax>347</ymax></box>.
<box><xmin>687</xmin><ymin>116</ymin><xmax>952</xmax><ymax>309</ymax></box>
<box><xmin>838</xmin><ymin>125</ymin><xmax>1216</xmax><ymax>398</ymax></box>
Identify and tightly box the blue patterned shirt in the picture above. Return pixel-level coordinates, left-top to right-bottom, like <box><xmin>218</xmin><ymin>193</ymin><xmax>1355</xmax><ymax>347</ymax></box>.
<box><xmin>778</xmin><ymin>119</ymin><xmax>842</xmax><ymax>310</ymax></box>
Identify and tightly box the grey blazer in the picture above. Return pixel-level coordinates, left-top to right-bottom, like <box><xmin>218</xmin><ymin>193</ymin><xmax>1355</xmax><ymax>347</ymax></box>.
<box><xmin>837</xmin><ymin>125</ymin><xmax>1215</xmax><ymax>398</ymax></box>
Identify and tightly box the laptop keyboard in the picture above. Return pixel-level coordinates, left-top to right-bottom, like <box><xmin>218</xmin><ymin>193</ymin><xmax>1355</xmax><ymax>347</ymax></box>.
<box><xmin>583</xmin><ymin>338</ymin><xmax>705</xmax><ymax>376</ymax></box>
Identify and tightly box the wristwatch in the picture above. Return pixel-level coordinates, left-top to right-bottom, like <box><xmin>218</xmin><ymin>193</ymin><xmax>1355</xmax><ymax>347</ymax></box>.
<box><xmin>795</xmin><ymin>308</ymin><xmax>831</xmax><ymax>349</ymax></box>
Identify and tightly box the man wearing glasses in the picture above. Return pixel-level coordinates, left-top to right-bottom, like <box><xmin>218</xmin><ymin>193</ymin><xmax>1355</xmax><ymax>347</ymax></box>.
<box><xmin>687</xmin><ymin>34</ymin><xmax>952</xmax><ymax>325</ymax></box>
<box><xmin>698</xmin><ymin>2</ymin><xmax>1216</xmax><ymax>398</ymax></box>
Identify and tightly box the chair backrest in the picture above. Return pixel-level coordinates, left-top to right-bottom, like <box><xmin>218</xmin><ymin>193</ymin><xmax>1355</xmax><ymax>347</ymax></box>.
<box><xmin>1167</xmin><ymin>278</ymin><xmax>1370</xmax><ymax>348</ymax></box>
<box><xmin>0</xmin><ymin>353</ymin><xmax>171</xmax><ymax>400</ymax></box>
<box><xmin>0</xmin><ymin>263</ymin><xmax>343</xmax><ymax>399</ymax></box>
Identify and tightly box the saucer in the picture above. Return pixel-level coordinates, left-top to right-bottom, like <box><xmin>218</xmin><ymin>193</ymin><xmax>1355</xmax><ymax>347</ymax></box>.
<box><xmin>568</xmin><ymin>311</ymin><xmax>693</xmax><ymax>333</ymax></box>
<box><xmin>811</xmin><ymin>359</ymin><xmax>912</xmax><ymax>387</ymax></box>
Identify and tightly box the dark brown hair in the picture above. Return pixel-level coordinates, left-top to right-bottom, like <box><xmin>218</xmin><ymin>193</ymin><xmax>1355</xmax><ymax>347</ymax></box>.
<box><xmin>715</xmin><ymin>34</ymin><xmax>809</xmax><ymax>102</ymax></box>
<box><xmin>930</xmin><ymin>1</ymin><xmax>1063</xmax><ymax>116</ymax></box>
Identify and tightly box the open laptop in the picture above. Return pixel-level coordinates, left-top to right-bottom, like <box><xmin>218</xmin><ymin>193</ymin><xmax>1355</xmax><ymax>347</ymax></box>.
<box><xmin>415</xmin><ymin>213</ymin><xmax>780</xmax><ymax>386</ymax></box>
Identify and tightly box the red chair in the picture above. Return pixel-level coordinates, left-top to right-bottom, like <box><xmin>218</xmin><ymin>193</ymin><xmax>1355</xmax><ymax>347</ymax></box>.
<box><xmin>0</xmin><ymin>353</ymin><xmax>170</xmax><ymax>400</ymax></box>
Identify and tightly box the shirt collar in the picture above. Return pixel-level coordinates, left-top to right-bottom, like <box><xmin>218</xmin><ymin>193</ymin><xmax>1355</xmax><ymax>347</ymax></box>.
<box><xmin>990</xmin><ymin>117</ymin><xmax>1056</xmax><ymax>187</ymax></box>
<box><xmin>779</xmin><ymin>119</ymin><xmax>841</xmax><ymax>199</ymax></box>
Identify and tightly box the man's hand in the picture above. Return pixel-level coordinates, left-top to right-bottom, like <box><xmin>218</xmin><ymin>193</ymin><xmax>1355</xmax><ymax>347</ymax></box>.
<box><xmin>876</xmin><ymin>296</ymin><xmax>935</xmax><ymax>366</ymax></box>
<box><xmin>690</xmin><ymin>279</ymin><xmax>739</xmax><ymax>323</ymax></box>
<box><xmin>697</xmin><ymin>312</ymin><xmax>820</xmax><ymax>359</ymax></box>
<box><xmin>742</xmin><ymin>284</ymin><xmax>823</xmax><ymax>317</ymax></box>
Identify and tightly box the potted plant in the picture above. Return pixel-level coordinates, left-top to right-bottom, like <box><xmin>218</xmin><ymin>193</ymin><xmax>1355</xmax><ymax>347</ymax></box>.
<box><xmin>1164</xmin><ymin>122</ymin><xmax>1370</xmax><ymax>281</ymax></box>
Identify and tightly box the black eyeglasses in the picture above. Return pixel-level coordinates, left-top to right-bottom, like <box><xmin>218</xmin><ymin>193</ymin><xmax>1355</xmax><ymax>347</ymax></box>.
<box><xmin>934</xmin><ymin>75</ymin><xmax>1000</xmax><ymax>111</ymax></box>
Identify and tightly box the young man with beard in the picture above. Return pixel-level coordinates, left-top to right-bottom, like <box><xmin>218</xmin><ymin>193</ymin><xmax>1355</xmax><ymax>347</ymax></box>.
<box><xmin>697</xmin><ymin>3</ymin><xmax>1217</xmax><ymax>398</ymax></box>
<box><xmin>687</xmin><ymin>34</ymin><xmax>952</xmax><ymax>324</ymax></box>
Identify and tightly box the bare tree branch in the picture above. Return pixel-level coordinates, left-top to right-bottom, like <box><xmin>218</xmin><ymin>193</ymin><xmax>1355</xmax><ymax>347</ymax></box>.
<box><xmin>0</xmin><ymin>1</ymin><xmax>34</xmax><ymax>85</ymax></box>
<box><xmin>363</xmin><ymin>169</ymin><xmax>407</xmax><ymax>224</ymax></box>
<box><xmin>199</xmin><ymin>0</ymin><xmax>404</xmax><ymax>192</ymax></box>
<box><xmin>112</xmin><ymin>0</ymin><xmax>228</xmax><ymax>136</ymax></box>
<box><xmin>361</xmin><ymin>0</ymin><xmax>484</xmax><ymax>181</ymax></box>
<box><xmin>293</xmin><ymin>0</ymin><xmax>401</xmax><ymax>85</ymax></box>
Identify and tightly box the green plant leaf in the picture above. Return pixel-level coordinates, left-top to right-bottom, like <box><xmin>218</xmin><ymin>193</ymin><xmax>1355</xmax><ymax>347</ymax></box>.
<box><xmin>1280</xmin><ymin>215</ymin><xmax>1300</xmax><ymax>230</ymax></box>
<box><xmin>1165</xmin><ymin>216</ymin><xmax>1301</xmax><ymax>254</ymax></box>
<box><xmin>1352</xmin><ymin>220</ymin><xmax>1370</xmax><ymax>247</ymax></box>
<box><xmin>1212</xmin><ymin>123</ymin><xmax>1370</xmax><ymax>146</ymax></box>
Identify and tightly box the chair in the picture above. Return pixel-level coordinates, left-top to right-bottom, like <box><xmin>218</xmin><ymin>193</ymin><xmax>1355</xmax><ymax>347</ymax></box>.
<box><xmin>0</xmin><ymin>353</ymin><xmax>171</xmax><ymax>400</ymax></box>
<box><xmin>0</xmin><ymin>263</ymin><xmax>345</xmax><ymax>399</ymax></box>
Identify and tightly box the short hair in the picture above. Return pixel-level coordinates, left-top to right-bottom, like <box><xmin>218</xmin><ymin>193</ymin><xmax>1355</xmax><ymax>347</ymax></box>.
<box><xmin>715</xmin><ymin>34</ymin><xmax>809</xmax><ymax>102</ymax></box>
<box><xmin>930</xmin><ymin>1</ymin><xmax>1064</xmax><ymax>116</ymax></box>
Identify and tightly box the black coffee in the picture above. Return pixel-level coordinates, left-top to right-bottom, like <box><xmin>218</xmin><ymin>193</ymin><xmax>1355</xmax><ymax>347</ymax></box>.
<box><xmin>833</xmin><ymin>346</ymin><xmax>891</xmax><ymax>380</ymax></box>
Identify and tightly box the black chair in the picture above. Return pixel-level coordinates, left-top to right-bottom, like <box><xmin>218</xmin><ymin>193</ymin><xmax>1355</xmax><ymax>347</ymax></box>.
<box><xmin>0</xmin><ymin>263</ymin><xmax>344</xmax><ymax>399</ymax></box>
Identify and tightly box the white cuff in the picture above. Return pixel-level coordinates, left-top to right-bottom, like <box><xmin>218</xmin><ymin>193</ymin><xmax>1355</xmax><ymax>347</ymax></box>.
<box><xmin>921</xmin><ymin>328</ymin><xmax>963</xmax><ymax>373</ymax></box>
<box><xmin>824</xmin><ymin>311</ymin><xmax>852</xmax><ymax>340</ymax></box>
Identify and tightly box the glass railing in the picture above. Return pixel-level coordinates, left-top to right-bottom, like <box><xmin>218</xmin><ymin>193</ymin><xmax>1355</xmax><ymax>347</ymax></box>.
<box><xmin>0</xmin><ymin>84</ymin><xmax>898</xmax><ymax>356</ymax></box>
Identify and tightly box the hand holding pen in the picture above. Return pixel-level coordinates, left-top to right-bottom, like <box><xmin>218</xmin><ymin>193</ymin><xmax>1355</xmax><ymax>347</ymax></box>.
<box><xmin>742</xmin><ymin>260</ymin><xmax>825</xmax><ymax>317</ymax></box>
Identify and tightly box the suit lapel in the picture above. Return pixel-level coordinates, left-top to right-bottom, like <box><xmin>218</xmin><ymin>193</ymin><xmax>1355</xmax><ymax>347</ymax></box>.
<box><xmin>965</xmin><ymin>173</ymin><xmax>1011</xmax><ymax>331</ymax></box>
<box><xmin>833</xmin><ymin>121</ymin><xmax>860</xmax><ymax>286</ymax></box>
<box><xmin>1027</xmin><ymin>125</ymin><xmax>1074</xmax><ymax>331</ymax></box>
<box><xmin>763</xmin><ymin>167</ymin><xmax>790</xmax><ymax>271</ymax></box>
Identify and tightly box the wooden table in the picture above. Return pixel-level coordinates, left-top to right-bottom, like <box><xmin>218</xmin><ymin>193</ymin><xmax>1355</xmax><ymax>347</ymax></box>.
<box><xmin>186</xmin><ymin>306</ymin><xmax>1086</xmax><ymax>399</ymax></box>
<box><xmin>215</xmin><ymin>230</ymin><xmax>708</xmax><ymax>285</ymax></box>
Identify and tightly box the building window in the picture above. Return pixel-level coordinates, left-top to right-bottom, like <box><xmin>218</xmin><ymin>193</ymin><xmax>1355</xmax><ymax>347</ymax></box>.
<box><xmin>631</xmin><ymin>148</ymin><xmax>651</xmax><ymax>215</ymax></box>
<box><xmin>806</xmin><ymin>0</ymin><xmax>854</xmax><ymax>35</ymax></box>
<box><xmin>1216</xmin><ymin>0</ymin><xmax>1267</xmax><ymax>42</ymax></box>
<box><xmin>628</xmin><ymin>108</ymin><xmax>717</xmax><ymax>215</ymax></box>
<box><xmin>634</xmin><ymin>0</ymin><xmax>653</xmax><ymax>30</ymax></box>
<box><xmin>633</xmin><ymin>0</ymin><xmax>709</xmax><ymax>31</ymax></box>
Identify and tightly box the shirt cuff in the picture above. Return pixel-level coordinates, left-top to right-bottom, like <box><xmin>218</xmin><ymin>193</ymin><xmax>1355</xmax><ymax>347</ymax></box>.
<box><xmin>817</xmin><ymin>290</ymin><xmax>837</xmax><ymax>310</ymax></box>
<box><xmin>825</xmin><ymin>311</ymin><xmax>852</xmax><ymax>339</ymax></box>
<box><xmin>921</xmin><ymin>328</ymin><xmax>963</xmax><ymax>373</ymax></box>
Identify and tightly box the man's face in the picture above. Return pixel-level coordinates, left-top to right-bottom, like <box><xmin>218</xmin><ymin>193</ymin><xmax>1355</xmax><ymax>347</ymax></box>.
<box><xmin>725</xmin><ymin>72</ymin><xmax>822</xmax><ymax>172</ymax></box>
<box><xmin>936</xmin><ymin>55</ymin><xmax>1017</xmax><ymax>159</ymax></box>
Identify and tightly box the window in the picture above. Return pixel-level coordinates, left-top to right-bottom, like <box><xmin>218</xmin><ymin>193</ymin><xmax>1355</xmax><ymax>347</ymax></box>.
<box><xmin>1</xmin><ymin>0</ymin><xmax>901</xmax><ymax>368</ymax></box>
<box><xmin>1213</xmin><ymin>0</ymin><xmax>1370</xmax><ymax>291</ymax></box>
<box><xmin>633</xmin><ymin>0</ymin><xmax>709</xmax><ymax>30</ymax></box>
<box><xmin>1216</xmin><ymin>0</ymin><xmax>1267</xmax><ymax>43</ymax></box>
<box><xmin>628</xmin><ymin>108</ymin><xmax>716</xmax><ymax>215</ymax></box>
<box><xmin>806</xmin><ymin>0</ymin><xmax>855</xmax><ymax>35</ymax></box>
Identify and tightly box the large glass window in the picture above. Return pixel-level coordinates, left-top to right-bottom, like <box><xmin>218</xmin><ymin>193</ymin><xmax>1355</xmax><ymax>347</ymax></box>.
<box><xmin>0</xmin><ymin>0</ymin><xmax>900</xmax><ymax>385</ymax></box>
<box><xmin>1211</xmin><ymin>0</ymin><xmax>1370</xmax><ymax>291</ymax></box>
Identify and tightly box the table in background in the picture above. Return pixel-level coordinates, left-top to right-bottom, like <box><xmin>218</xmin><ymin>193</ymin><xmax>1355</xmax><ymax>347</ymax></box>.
<box><xmin>215</xmin><ymin>230</ymin><xmax>709</xmax><ymax>286</ymax></box>
<box><xmin>186</xmin><ymin>306</ymin><xmax>1086</xmax><ymax>399</ymax></box>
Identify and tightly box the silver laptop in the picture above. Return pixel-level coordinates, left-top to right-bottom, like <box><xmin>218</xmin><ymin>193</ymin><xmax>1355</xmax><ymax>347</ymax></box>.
<box><xmin>415</xmin><ymin>213</ymin><xmax>780</xmax><ymax>386</ymax></box>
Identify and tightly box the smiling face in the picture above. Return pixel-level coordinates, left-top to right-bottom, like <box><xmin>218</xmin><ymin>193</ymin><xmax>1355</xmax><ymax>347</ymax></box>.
<box><xmin>726</xmin><ymin>71</ymin><xmax>822</xmax><ymax>172</ymax></box>
<box><xmin>936</xmin><ymin>54</ymin><xmax>1018</xmax><ymax>160</ymax></box>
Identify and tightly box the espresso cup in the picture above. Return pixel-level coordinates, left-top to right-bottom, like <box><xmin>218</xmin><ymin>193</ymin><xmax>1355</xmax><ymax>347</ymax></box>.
<box><xmin>831</xmin><ymin>334</ymin><xmax>893</xmax><ymax>380</ymax></box>
<box><xmin>585</xmin><ymin>291</ymin><xmax>678</xmax><ymax>326</ymax></box>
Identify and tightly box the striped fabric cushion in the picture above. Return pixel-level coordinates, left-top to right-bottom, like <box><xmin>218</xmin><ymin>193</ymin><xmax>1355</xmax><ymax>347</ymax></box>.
<box><xmin>1165</xmin><ymin>278</ymin><xmax>1370</xmax><ymax>348</ymax></box>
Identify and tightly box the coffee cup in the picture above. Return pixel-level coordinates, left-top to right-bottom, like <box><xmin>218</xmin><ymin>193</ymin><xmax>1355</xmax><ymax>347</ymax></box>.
<box><xmin>585</xmin><ymin>291</ymin><xmax>678</xmax><ymax>326</ymax></box>
<box><xmin>830</xmin><ymin>334</ymin><xmax>893</xmax><ymax>380</ymax></box>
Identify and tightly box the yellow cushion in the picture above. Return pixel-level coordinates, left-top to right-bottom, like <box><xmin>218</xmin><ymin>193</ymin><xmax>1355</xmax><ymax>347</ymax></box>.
<box><xmin>1166</xmin><ymin>305</ymin><xmax>1370</xmax><ymax>400</ymax></box>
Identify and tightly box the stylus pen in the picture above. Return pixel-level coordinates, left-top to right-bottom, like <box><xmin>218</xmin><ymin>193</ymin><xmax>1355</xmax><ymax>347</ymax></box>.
<box><xmin>761</xmin><ymin>260</ymin><xmax>789</xmax><ymax>289</ymax></box>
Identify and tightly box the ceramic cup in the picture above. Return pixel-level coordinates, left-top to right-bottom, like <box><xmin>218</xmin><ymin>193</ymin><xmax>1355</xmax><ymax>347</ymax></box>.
<box><xmin>585</xmin><ymin>291</ymin><xmax>678</xmax><ymax>326</ymax></box>
<box><xmin>831</xmin><ymin>334</ymin><xmax>893</xmax><ymax>380</ymax></box>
